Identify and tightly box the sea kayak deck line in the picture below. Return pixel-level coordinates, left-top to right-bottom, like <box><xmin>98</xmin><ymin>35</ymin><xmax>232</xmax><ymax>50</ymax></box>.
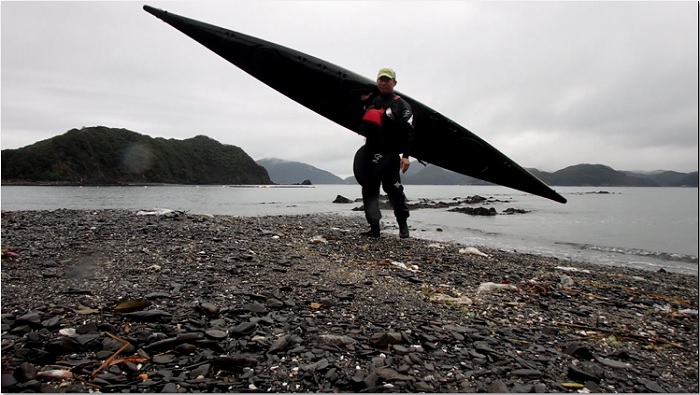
<box><xmin>143</xmin><ymin>5</ymin><xmax>566</xmax><ymax>204</ymax></box>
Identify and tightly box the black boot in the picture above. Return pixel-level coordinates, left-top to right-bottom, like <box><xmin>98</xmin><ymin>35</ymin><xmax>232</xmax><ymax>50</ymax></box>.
<box><xmin>361</xmin><ymin>222</ymin><xmax>380</xmax><ymax>237</ymax></box>
<box><xmin>398</xmin><ymin>219</ymin><xmax>409</xmax><ymax>239</ymax></box>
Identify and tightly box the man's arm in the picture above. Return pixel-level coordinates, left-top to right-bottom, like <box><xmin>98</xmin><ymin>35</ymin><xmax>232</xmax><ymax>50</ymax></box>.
<box><xmin>397</xmin><ymin>99</ymin><xmax>415</xmax><ymax>173</ymax></box>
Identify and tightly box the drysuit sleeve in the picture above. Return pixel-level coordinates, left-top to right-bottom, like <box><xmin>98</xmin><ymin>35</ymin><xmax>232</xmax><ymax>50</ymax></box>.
<box><xmin>395</xmin><ymin>99</ymin><xmax>415</xmax><ymax>158</ymax></box>
<box><xmin>352</xmin><ymin>92</ymin><xmax>377</xmax><ymax>137</ymax></box>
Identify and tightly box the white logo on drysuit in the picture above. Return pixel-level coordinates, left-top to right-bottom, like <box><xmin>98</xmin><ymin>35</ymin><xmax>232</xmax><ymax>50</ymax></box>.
<box><xmin>387</xmin><ymin>108</ymin><xmax>413</xmax><ymax>125</ymax></box>
<box><xmin>372</xmin><ymin>153</ymin><xmax>383</xmax><ymax>164</ymax></box>
<box><xmin>394</xmin><ymin>181</ymin><xmax>402</xmax><ymax>189</ymax></box>
<box><xmin>385</xmin><ymin>107</ymin><xmax>395</xmax><ymax>120</ymax></box>
<box><xmin>404</xmin><ymin>112</ymin><xmax>413</xmax><ymax>125</ymax></box>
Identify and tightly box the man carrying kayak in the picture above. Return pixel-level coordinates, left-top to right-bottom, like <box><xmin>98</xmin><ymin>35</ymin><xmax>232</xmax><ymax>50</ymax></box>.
<box><xmin>353</xmin><ymin>67</ymin><xmax>415</xmax><ymax>239</ymax></box>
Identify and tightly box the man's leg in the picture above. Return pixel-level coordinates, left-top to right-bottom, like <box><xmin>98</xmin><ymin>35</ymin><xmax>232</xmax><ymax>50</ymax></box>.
<box><xmin>361</xmin><ymin>184</ymin><xmax>382</xmax><ymax>236</ymax></box>
<box><xmin>379</xmin><ymin>155</ymin><xmax>410</xmax><ymax>238</ymax></box>
<box><xmin>353</xmin><ymin>146</ymin><xmax>382</xmax><ymax>236</ymax></box>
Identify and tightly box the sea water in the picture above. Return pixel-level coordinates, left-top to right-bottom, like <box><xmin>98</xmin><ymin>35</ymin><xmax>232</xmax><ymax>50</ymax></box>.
<box><xmin>1</xmin><ymin>185</ymin><xmax>697</xmax><ymax>275</ymax></box>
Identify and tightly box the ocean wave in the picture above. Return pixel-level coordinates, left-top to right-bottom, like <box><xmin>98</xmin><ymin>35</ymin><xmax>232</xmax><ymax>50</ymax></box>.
<box><xmin>555</xmin><ymin>242</ymin><xmax>699</xmax><ymax>264</ymax></box>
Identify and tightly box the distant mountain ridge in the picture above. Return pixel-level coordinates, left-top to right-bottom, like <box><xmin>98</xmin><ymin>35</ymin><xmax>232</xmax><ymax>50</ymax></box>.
<box><xmin>256</xmin><ymin>158</ymin><xmax>343</xmax><ymax>184</ymax></box>
<box><xmin>258</xmin><ymin>158</ymin><xmax>697</xmax><ymax>187</ymax></box>
<box><xmin>621</xmin><ymin>169</ymin><xmax>699</xmax><ymax>187</ymax></box>
<box><xmin>2</xmin><ymin>127</ymin><xmax>696</xmax><ymax>187</ymax></box>
<box><xmin>530</xmin><ymin>164</ymin><xmax>698</xmax><ymax>187</ymax></box>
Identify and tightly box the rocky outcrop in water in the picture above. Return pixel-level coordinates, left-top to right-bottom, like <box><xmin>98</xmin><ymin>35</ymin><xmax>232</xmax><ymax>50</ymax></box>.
<box><xmin>349</xmin><ymin>195</ymin><xmax>526</xmax><ymax>216</ymax></box>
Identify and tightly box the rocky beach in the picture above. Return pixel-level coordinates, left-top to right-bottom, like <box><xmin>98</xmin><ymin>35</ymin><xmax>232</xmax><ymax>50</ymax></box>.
<box><xmin>1</xmin><ymin>209</ymin><xmax>698</xmax><ymax>393</ymax></box>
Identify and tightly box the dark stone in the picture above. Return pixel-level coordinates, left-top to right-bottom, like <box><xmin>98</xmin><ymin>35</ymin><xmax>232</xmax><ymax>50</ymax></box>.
<box><xmin>45</xmin><ymin>337</ymin><xmax>81</xmax><ymax>355</ymax></box>
<box><xmin>266</xmin><ymin>298</ymin><xmax>285</xmax><ymax>309</ymax></box>
<box><xmin>511</xmin><ymin>382</ymin><xmax>534</xmax><ymax>393</ymax></box>
<box><xmin>473</xmin><ymin>341</ymin><xmax>499</xmax><ymax>355</ymax></box>
<box><xmin>212</xmin><ymin>355</ymin><xmax>258</xmax><ymax>369</ymax></box>
<box><xmin>564</xmin><ymin>343</ymin><xmax>594</xmax><ymax>359</ymax></box>
<box><xmin>510</xmin><ymin>369</ymin><xmax>543</xmax><ymax>378</ymax></box>
<box><xmin>595</xmin><ymin>357</ymin><xmax>631</xmax><ymax>369</ymax></box>
<box><xmin>42</xmin><ymin>260</ymin><xmax>60</xmax><ymax>268</ymax></box>
<box><xmin>1</xmin><ymin>373</ymin><xmax>18</xmax><ymax>392</ymax></box>
<box><xmin>16</xmin><ymin>312</ymin><xmax>42</xmax><ymax>327</ymax></box>
<box><xmin>40</xmin><ymin>316</ymin><xmax>62</xmax><ymax>329</ymax></box>
<box><xmin>369</xmin><ymin>332</ymin><xmax>402</xmax><ymax>348</ymax></box>
<box><xmin>302</xmin><ymin>358</ymin><xmax>329</xmax><ymax>372</ymax></box>
<box><xmin>13</xmin><ymin>363</ymin><xmax>37</xmax><ymax>382</ymax></box>
<box><xmin>153</xmin><ymin>354</ymin><xmax>177</xmax><ymax>364</ymax></box>
<box><xmin>177</xmin><ymin>332</ymin><xmax>204</xmax><ymax>343</ymax></box>
<box><xmin>333</xmin><ymin>195</ymin><xmax>353</xmax><ymax>204</ymax></box>
<box><xmin>584</xmin><ymin>380</ymin><xmax>603</xmax><ymax>393</ymax></box>
<box><xmin>244</xmin><ymin>302</ymin><xmax>267</xmax><ymax>314</ymax></box>
<box><xmin>363</xmin><ymin>371</ymin><xmax>378</xmax><ymax>389</ymax></box>
<box><xmin>230</xmin><ymin>322</ymin><xmax>257</xmax><ymax>337</ymax></box>
<box><xmin>448</xmin><ymin>206</ymin><xmax>498</xmax><ymax>216</ymax></box>
<box><xmin>120</xmin><ymin>310</ymin><xmax>172</xmax><ymax>322</ymax></box>
<box><xmin>268</xmin><ymin>334</ymin><xmax>293</xmax><ymax>354</ymax></box>
<box><xmin>568</xmin><ymin>362</ymin><xmax>605</xmax><ymax>382</ymax></box>
<box><xmin>189</xmin><ymin>363</ymin><xmax>211</xmax><ymax>378</ymax></box>
<box><xmin>12</xmin><ymin>379</ymin><xmax>43</xmax><ymax>392</ymax></box>
<box><xmin>487</xmin><ymin>380</ymin><xmax>509</xmax><ymax>393</ymax></box>
<box><xmin>76</xmin><ymin>322</ymin><xmax>99</xmax><ymax>334</ymax></box>
<box><xmin>174</xmin><ymin>343</ymin><xmax>197</xmax><ymax>354</ymax></box>
<box><xmin>76</xmin><ymin>333</ymin><xmax>102</xmax><ymax>346</ymax></box>
<box><xmin>541</xmin><ymin>326</ymin><xmax>559</xmax><ymax>335</ymax></box>
<box><xmin>197</xmin><ymin>302</ymin><xmax>219</xmax><ymax>317</ymax></box>
<box><xmin>145</xmin><ymin>292</ymin><xmax>171</xmax><ymax>299</ymax></box>
<box><xmin>374</xmin><ymin>367</ymin><xmax>413</xmax><ymax>381</ymax></box>
<box><xmin>503</xmin><ymin>208</ymin><xmax>531</xmax><ymax>215</ymax></box>
<box><xmin>641</xmin><ymin>379</ymin><xmax>667</xmax><ymax>393</ymax></box>
<box><xmin>205</xmin><ymin>329</ymin><xmax>228</xmax><ymax>340</ymax></box>
<box><xmin>392</xmin><ymin>344</ymin><xmax>409</xmax><ymax>354</ymax></box>
<box><xmin>144</xmin><ymin>337</ymin><xmax>180</xmax><ymax>352</ymax></box>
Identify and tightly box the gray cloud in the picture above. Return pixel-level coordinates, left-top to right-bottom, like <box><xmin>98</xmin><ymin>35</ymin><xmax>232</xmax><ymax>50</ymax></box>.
<box><xmin>2</xmin><ymin>1</ymin><xmax>697</xmax><ymax>178</ymax></box>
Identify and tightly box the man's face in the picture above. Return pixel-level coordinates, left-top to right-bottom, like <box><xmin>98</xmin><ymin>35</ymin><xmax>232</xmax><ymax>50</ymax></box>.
<box><xmin>376</xmin><ymin>76</ymin><xmax>396</xmax><ymax>94</ymax></box>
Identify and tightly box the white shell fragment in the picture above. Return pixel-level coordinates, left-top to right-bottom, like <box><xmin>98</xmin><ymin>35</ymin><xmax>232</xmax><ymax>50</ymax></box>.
<box><xmin>459</xmin><ymin>247</ymin><xmax>489</xmax><ymax>257</ymax></box>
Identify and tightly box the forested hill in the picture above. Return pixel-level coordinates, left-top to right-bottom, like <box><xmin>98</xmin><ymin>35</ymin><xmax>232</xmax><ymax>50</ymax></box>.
<box><xmin>1</xmin><ymin>126</ymin><xmax>272</xmax><ymax>185</ymax></box>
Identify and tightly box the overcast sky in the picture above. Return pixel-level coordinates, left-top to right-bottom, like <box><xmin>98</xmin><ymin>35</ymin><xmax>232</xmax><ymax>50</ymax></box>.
<box><xmin>1</xmin><ymin>1</ymin><xmax>698</xmax><ymax>178</ymax></box>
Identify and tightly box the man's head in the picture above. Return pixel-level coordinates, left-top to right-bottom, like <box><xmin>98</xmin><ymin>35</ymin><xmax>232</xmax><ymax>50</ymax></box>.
<box><xmin>376</xmin><ymin>67</ymin><xmax>397</xmax><ymax>94</ymax></box>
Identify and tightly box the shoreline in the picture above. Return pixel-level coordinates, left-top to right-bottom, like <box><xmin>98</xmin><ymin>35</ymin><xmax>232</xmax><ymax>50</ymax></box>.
<box><xmin>1</xmin><ymin>187</ymin><xmax>697</xmax><ymax>277</ymax></box>
<box><xmin>1</xmin><ymin>209</ymin><xmax>698</xmax><ymax>392</ymax></box>
<box><xmin>2</xmin><ymin>181</ymin><xmax>698</xmax><ymax>188</ymax></box>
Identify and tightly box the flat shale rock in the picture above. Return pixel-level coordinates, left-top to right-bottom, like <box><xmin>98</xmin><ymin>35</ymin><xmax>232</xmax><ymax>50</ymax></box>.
<box><xmin>1</xmin><ymin>209</ymin><xmax>698</xmax><ymax>393</ymax></box>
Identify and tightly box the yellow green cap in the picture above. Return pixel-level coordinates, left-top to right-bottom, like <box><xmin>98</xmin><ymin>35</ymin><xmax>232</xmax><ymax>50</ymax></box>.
<box><xmin>377</xmin><ymin>67</ymin><xmax>396</xmax><ymax>80</ymax></box>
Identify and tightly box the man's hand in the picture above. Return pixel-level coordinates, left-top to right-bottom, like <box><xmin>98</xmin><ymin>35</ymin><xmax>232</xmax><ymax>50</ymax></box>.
<box><xmin>400</xmin><ymin>157</ymin><xmax>410</xmax><ymax>173</ymax></box>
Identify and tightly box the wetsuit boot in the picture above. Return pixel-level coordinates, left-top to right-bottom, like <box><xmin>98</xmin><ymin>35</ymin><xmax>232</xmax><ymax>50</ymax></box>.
<box><xmin>361</xmin><ymin>222</ymin><xmax>380</xmax><ymax>237</ymax></box>
<box><xmin>398</xmin><ymin>219</ymin><xmax>409</xmax><ymax>239</ymax></box>
<box><xmin>360</xmin><ymin>191</ymin><xmax>382</xmax><ymax>237</ymax></box>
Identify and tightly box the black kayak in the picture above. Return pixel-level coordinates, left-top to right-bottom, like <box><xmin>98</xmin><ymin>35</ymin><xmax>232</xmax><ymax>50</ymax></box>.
<box><xmin>143</xmin><ymin>5</ymin><xmax>567</xmax><ymax>204</ymax></box>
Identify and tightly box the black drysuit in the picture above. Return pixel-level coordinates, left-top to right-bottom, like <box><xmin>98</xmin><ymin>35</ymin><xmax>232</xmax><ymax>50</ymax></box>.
<box><xmin>353</xmin><ymin>92</ymin><xmax>415</xmax><ymax>225</ymax></box>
